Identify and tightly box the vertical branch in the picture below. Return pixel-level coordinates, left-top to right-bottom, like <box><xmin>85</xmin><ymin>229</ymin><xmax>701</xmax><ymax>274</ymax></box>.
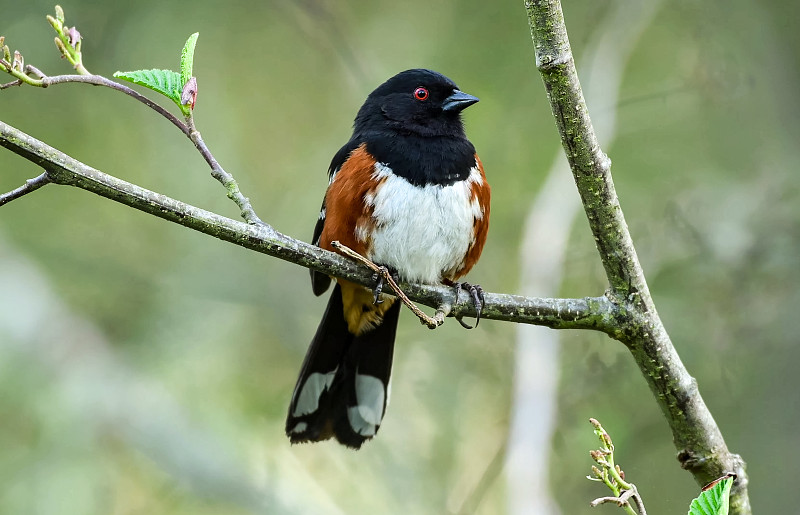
<box><xmin>524</xmin><ymin>1</ymin><xmax>751</xmax><ymax>513</ymax></box>
<box><xmin>526</xmin><ymin>0</ymin><xmax>647</xmax><ymax>306</ymax></box>
<box><xmin>508</xmin><ymin>3</ymin><xmax>662</xmax><ymax>513</ymax></box>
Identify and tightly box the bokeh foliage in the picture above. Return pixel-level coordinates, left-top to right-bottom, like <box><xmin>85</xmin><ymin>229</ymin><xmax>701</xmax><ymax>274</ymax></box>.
<box><xmin>1</xmin><ymin>0</ymin><xmax>798</xmax><ymax>513</ymax></box>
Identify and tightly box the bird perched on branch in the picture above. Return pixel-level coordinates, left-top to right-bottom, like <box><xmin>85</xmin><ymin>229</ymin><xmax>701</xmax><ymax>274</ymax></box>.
<box><xmin>286</xmin><ymin>69</ymin><xmax>490</xmax><ymax>449</ymax></box>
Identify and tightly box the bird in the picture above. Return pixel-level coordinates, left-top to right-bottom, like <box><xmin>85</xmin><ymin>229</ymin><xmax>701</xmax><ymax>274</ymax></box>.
<box><xmin>285</xmin><ymin>69</ymin><xmax>491</xmax><ymax>449</ymax></box>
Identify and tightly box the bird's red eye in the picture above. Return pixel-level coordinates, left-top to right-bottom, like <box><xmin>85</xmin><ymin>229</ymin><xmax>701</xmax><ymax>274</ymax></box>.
<box><xmin>414</xmin><ymin>87</ymin><xmax>429</xmax><ymax>101</ymax></box>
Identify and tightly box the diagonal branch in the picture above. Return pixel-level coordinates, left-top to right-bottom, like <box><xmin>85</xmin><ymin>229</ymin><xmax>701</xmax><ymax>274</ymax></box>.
<box><xmin>331</xmin><ymin>240</ymin><xmax>449</xmax><ymax>329</ymax></box>
<box><xmin>525</xmin><ymin>1</ymin><xmax>750</xmax><ymax>513</ymax></box>
<box><xmin>40</xmin><ymin>74</ymin><xmax>191</xmax><ymax>136</ymax></box>
<box><xmin>31</xmin><ymin>73</ymin><xmax>267</xmax><ymax>227</ymax></box>
<box><xmin>0</xmin><ymin>119</ymin><xmax>615</xmax><ymax>332</ymax></box>
<box><xmin>1</xmin><ymin>51</ymin><xmax>264</xmax><ymax>227</ymax></box>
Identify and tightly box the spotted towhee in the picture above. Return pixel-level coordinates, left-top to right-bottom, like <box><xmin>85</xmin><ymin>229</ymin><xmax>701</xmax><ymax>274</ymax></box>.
<box><xmin>286</xmin><ymin>69</ymin><xmax>490</xmax><ymax>449</ymax></box>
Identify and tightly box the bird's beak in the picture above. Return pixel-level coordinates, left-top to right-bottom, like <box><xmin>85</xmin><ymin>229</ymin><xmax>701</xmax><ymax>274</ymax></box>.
<box><xmin>442</xmin><ymin>89</ymin><xmax>479</xmax><ymax>112</ymax></box>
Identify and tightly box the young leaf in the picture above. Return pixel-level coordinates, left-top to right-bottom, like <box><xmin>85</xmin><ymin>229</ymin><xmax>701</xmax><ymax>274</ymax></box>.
<box><xmin>180</xmin><ymin>32</ymin><xmax>199</xmax><ymax>85</ymax></box>
<box><xmin>114</xmin><ymin>69</ymin><xmax>183</xmax><ymax>104</ymax></box>
<box><xmin>687</xmin><ymin>475</ymin><xmax>734</xmax><ymax>515</ymax></box>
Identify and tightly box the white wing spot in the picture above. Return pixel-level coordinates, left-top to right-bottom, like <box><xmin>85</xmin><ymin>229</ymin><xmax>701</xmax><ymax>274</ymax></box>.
<box><xmin>291</xmin><ymin>369</ymin><xmax>337</xmax><ymax>417</ymax></box>
<box><xmin>346</xmin><ymin>373</ymin><xmax>385</xmax><ymax>436</ymax></box>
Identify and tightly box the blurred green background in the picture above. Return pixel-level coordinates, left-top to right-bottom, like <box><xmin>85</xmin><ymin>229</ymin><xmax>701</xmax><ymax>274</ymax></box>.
<box><xmin>1</xmin><ymin>0</ymin><xmax>798</xmax><ymax>513</ymax></box>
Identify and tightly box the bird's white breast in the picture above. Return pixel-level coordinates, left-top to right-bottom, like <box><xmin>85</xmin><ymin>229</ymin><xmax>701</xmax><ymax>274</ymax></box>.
<box><xmin>363</xmin><ymin>162</ymin><xmax>484</xmax><ymax>284</ymax></box>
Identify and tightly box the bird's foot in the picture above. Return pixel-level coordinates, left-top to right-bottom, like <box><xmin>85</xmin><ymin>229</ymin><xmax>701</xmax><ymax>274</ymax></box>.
<box><xmin>452</xmin><ymin>281</ymin><xmax>484</xmax><ymax>329</ymax></box>
<box><xmin>372</xmin><ymin>266</ymin><xmax>400</xmax><ymax>304</ymax></box>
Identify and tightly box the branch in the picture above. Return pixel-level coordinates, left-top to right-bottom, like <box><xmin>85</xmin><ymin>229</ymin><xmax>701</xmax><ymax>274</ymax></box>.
<box><xmin>0</xmin><ymin>171</ymin><xmax>50</xmax><ymax>206</ymax></box>
<box><xmin>331</xmin><ymin>241</ymin><xmax>448</xmax><ymax>329</ymax></box>
<box><xmin>0</xmin><ymin>119</ymin><xmax>614</xmax><ymax>332</ymax></box>
<box><xmin>3</xmin><ymin>18</ymin><xmax>263</xmax><ymax>227</ymax></box>
<box><xmin>525</xmin><ymin>1</ymin><xmax>751</xmax><ymax>513</ymax></box>
<box><xmin>41</xmin><ymin>74</ymin><xmax>191</xmax><ymax>136</ymax></box>
<box><xmin>33</xmin><ymin>73</ymin><xmax>266</xmax><ymax>226</ymax></box>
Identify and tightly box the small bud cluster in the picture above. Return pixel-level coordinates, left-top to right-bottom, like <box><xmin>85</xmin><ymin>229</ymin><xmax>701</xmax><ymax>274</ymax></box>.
<box><xmin>586</xmin><ymin>418</ymin><xmax>642</xmax><ymax>514</ymax></box>
<box><xmin>46</xmin><ymin>5</ymin><xmax>88</xmax><ymax>74</ymax></box>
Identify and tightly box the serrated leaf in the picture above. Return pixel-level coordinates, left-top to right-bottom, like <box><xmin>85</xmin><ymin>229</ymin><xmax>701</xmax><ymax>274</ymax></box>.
<box><xmin>687</xmin><ymin>476</ymin><xmax>733</xmax><ymax>515</ymax></box>
<box><xmin>114</xmin><ymin>69</ymin><xmax>183</xmax><ymax>104</ymax></box>
<box><xmin>180</xmin><ymin>32</ymin><xmax>199</xmax><ymax>85</ymax></box>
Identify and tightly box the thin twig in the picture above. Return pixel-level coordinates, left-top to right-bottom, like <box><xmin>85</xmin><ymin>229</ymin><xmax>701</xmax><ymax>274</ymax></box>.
<box><xmin>331</xmin><ymin>240</ymin><xmax>445</xmax><ymax>329</ymax></box>
<box><xmin>589</xmin><ymin>492</ymin><xmax>635</xmax><ymax>512</ymax></box>
<box><xmin>0</xmin><ymin>11</ymin><xmax>267</xmax><ymax>225</ymax></box>
<box><xmin>0</xmin><ymin>172</ymin><xmax>51</xmax><ymax>206</ymax></box>
<box><xmin>25</xmin><ymin>64</ymin><xmax>46</xmax><ymax>79</ymax></box>
<box><xmin>4</xmin><ymin>69</ymin><xmax>266</xmax><ymax>226</ymax></box>
<box><xmin>186</xmin><ymin>119</ymin><xmax>266</xmax><ymax>226</ymax></box>
<box><xmin>590</xmin><ymin>496</ymin><xmax>622</xmax><ymax>507</ymax></box>
<box><xmin>628</xmin><ymin>486</ymin><xmax>647</xmax><ymax>515</ymax></box>
<box><xmin>45</xmin><ymin>75</ymin><xmax>262</xmax><ymax>226</ymax></box>
<box><xmin>589</xmin><ymin>487</ymin><xmax>645</xmax><ymax>515</ymax></box>
<box><xmin>0</xmin><ymin>79</ymin><xmax>22</xmax><ymax>89</ymax></box>
<box><xmin>2</xmin><ymin>12</ymin><xmax>264</xmax><ymax>226</ymax></box>
<box><xmin>39</xmin><ymin>74</ymin><xmax>191</xmax><ymax>137</ymax></box>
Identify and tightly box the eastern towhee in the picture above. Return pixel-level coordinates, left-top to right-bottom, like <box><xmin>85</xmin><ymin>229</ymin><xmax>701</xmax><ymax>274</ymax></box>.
<box><xmin>286</xmin><ymin>69</ymin><xmax>490</xmax><ymax>449</ymax></box>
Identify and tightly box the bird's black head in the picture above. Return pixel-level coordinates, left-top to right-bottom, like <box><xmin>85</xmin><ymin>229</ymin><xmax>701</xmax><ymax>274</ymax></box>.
<box><xmin>354</xmin><ymin>69</ymin><xmax>479</xmax><ymax>139</ymax></box>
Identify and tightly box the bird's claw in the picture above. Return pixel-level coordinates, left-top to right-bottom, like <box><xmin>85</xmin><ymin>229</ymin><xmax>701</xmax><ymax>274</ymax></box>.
<box><xmin>453</xmin><ymin>282</ymin><xmax>484</xmax><ymax>329</ymax></box>
<box><xmin>456</xmin><ymin>316</ymin><xmax>474</xmax><ymax>329</ymax></box>
<box><xmin>372</xmin><ymin>266</ymin><xmax>400</xmax><ymax>305</ymax></box>
<box><xmin>372</xmin><ymin>269</ymin><xmax>386</xmax><ymax>304</ymax></box>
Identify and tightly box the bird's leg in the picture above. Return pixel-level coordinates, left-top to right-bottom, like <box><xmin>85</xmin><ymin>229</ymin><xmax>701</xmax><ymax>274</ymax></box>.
<box><xmin>372</xmin><ymin>266</ymin><xmax>400</xmax><ymax>305</ymax></box>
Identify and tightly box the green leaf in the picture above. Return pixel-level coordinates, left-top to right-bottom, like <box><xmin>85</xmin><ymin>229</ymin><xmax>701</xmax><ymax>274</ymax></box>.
<box><xmin>180</xmin><ymin>32</ymin><xmax>199</xmax><ymax>85</ymax></box>
<box><xmin>114</xmin><ymin>69</ymin><xmax>183</xmax><ymax>104</ymax></box>
<box><xmin>687</xmin><ymin>476</ymin><xmax>734</xmax><ymax>515</ymax></box>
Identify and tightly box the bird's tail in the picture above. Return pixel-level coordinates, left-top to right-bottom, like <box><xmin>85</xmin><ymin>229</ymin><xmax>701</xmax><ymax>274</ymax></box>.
<box><xmin>286</xmin><ymin>282</ymin><xmax>401</xmax><ymax>449</ymax></box>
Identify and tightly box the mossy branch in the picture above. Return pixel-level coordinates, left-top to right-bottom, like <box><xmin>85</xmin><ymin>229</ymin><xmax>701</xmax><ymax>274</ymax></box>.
<box><xmin>0</xmin><ymin>120</ymin><xmax>619</xmax><ymax>332</ymax></box>
<box><xmin>525</xmin><ymin>1</ymin><xmax>750</xmax><ymax>513</ymax></box>
<box><xmin>0</xmin><ymin>5</ymin><xmax>617</xmax><ymax>330</ymax></box>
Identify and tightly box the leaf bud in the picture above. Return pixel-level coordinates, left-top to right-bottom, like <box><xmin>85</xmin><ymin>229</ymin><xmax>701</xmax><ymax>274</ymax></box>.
<box><xmin>181</xmin><ymin>77</ymin><xmax>198</xmax><ymax>109</ymax></box>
